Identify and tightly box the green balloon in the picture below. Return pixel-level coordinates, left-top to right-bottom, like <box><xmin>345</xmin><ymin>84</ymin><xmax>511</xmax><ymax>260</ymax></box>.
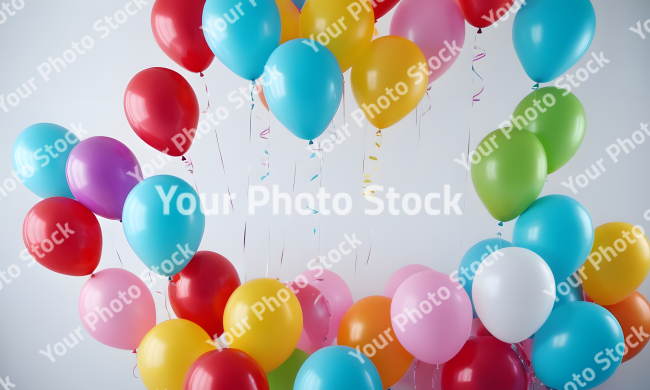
<box><xmin>266</xmin><ymin>348</ymin><xmax>309</xmax><ymax>390</ymax></box>
<box><xmin>512</xmin><ymin>87</ymin><xmax>586</xmax><ymax>174</ymax></box>
<box><xmin>471</xmin><ymin>128</ymin><xmax>547</xmax><ymax>222</ymax></box>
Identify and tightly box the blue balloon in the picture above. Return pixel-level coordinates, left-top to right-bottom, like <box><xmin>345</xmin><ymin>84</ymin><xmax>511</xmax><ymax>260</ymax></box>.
<box><xmin>554</xmin><ymin>275</ymin><xmax>584</xmax><ymax>311</ymax></box>
<box><xmin>294</xmin><ymin>346</ymin><xmax>383</xmax><ymax>390</ymax></box>
<box><xmin>290</xmin><ymin>0</ymin><xmax>305</xmax><ymax>10</ymax></box>
<box><xmin>122</xmin><ymin>175</ymin><xmax>205</xmax><ymax>277</ymax></box>
<box><xmin>513</xmin><ymin>195</ymin><xmax>594</xmax><ymax>283</ymax></box>
<box><xmin>12</xmin><ymin>123</ymin><xmax>78</xmax><ymax>199</ymax></box>
<box><xmin>532</xmin><ymin>302</ymin><xmax>624</xmax><ymax>390</ymax></box>
<box><xmin>264</xmin><ymin>39</ymin><xmax>343</xmax><ymax>141</ymax></box>
<box><xmin>513</xmin><ymin>0</ymin><xmax>596</xmax><ymax>83</ymax></box>
<box><xmin>458</xmin><ymin>238</ymin><xmax>512</xmax><ymax>318</ymax></box>
<box><xmin>203</xmin><ymin>0</ymin><xmax>281</xmax><ymax>80</ymax></box>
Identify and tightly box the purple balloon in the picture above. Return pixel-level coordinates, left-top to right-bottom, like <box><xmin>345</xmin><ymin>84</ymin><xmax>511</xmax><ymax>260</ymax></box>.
<box><xmin>66</xmin><ymin>136</ymin><xmax>141</xmax><ymax>220</ymax></box>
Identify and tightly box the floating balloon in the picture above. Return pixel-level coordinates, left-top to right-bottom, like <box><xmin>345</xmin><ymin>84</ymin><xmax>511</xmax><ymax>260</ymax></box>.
<box><xmin>276</xmin><ymin>0</ymin><xmax>300</xmax><ymax>44</ymax></box>
<box><xmin>290</xmin><ymin>0</ymin><xmax>305</xmax><ymax>11</ymax></box>
<box><xmin>124</xmin><ymin>67</ymin><xmax>199</xmax><ymax>157</ymax></box>
<box><xmin>12</xmin><ymin>123</ymin><xmax>78</xmax><ymax>198</ymax></box>
<box><xmin>512</xmin><ymin>87</ymin><xmax>587</xmax><ymax>173</ymax></box>
<box><xmin>552</xmin><ymin>274</ymin><xmax>585</xmax><ymax>311</ymax></box>
<box><xmin>79</xmin><ymin>268</ymin><xmax>155</xmax><ymax>350</ymax></box>
<box><xmin>184</xmin><ymin>349</ymin><xmax>269</xmax><ymax>390</ymax></box>
<box><xmin>266</xmin><ymin>348</ymin><xmax>309</xmax><ymax>390</ymax></box>
<box><xmin>203</xmin><ymin>0</ymin><xmax>281</xmax><ymax>80</ymax></box>
<box><xmin>457</xmin><ymin>0</ymin><xmax>514</xmax><ymax>28</ymax></box>
<box><xmin>66</xmin><ymin>136</ymin><xmax>141</xmax><ymax>220</ymax></box>
<box><xmin>513</xmin><ymin>0</ymin><xmax>596</xmax><ymax>83</ymax></box>
<box><xmin>263</xmin><ymin>39</ymin><xmax>342</xmax><ymax>141</ymax></box>
<box><xmin>470</xmin><ymin>128</ymin><xmax>547</xmax><ymax>222</ymax></box>
<box><xmin>169</xmin><ymin>251</ymin><xmax>241</xmax><ymax>339</ymax></box>
<box><xmin>294</xmin><ymin>283</ymin><xmax>331</xmax><ymax>355</ymax></box>
<box><xmin>23</xmin><ymin>197</ymin><xmax>102</xmax><ymax>276</ymax></box>
<box><xmin>254</xmin><ymin>84</ymin><xmax>270</xmax><ymax>112</ymax></box>
<box><xmin>414</xmin><ymin>360</ymin><xmax>443</xmax><ymax>390</ymax></box>
<box><xmin>383</xmin><ymin>264</ymin><xmax>431</xmax><ymax>298</ymax></box>
<box><xmin>122</xmin><ymin>175</ymin><xmax>205</xmax><ymax>277</ymax></box>
<box><xmin>602</xmin><ymin>291</ymin><xmax>650</xmax><ymax>363</ymax></box>
<box><xmin>390</xmin><ymin>0</ymin><xmax>465</xmax><ymax>84</ymax></box>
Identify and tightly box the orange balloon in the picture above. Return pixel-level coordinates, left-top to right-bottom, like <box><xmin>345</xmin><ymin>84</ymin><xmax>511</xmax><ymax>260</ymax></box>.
<box><xmin>255</xmin><ymin>84</ymin><xmax>270</xmax><ymax>112</ymax></box>
<box><xmin>276</xmin><ymin>0</ymin><xmax>300</xmax><ymax>44</ymax></box>
<box><xmin>338</xmin><ymin>296</ymin><xmax>413</xmax><ymax>389</ymax></box>
<box><xmin>602</xmin><ymin>291</ymin><xmax>650</xmax><ymax>363</ymax></box>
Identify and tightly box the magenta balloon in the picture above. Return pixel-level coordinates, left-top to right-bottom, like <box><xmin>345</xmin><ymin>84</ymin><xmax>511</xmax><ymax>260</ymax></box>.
<box><xmin>293</xmin><ymin>283</ymin><xmax>331</xmax><ymax>354</ymax></box>
<box><xmin>383</xmin><ymin>264</ymin><xmax>432</xmax><ymax>298</ymax></box>
<box><xmin>390</xmin><ymin>0</ymin><xmax>466</xmax><ymax>84</ymax></box>
<box><xmin>78</xmin><ymin>268</ymin><xmax>156</xmax><ymax>350</ymax></box>
<box><xmin>66</xmin><ymin>136</ymin><xmax>141</xmax><ymax>220</ymax></box>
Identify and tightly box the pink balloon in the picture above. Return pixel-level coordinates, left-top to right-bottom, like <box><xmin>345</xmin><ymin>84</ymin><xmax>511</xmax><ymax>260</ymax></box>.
<box><xmin>414</xmin><ymin>360</ymin><xmax>444</xmax><ymax>390</ymax></box>
<box><xmin>79</xmin><ymin>268</ymin><xmax>156</xmax><ymax>350</ymax></box>
<box><xmin>383</xmin><ymin>264</ymin><xmax>432</xmax><ymax>298</ymax></box>
<box><xmin>390</xmin><ymin>0</ymin><xmax>466</xmax><ymax>84</ymax></box>
<box><xmin>292</xmin><ymin>283</ymin><xmax>331</xmax><ymax>354</ymax></box>
<box><xmin>390</xmin><ymin>270</ymin><xmax>472</xmax><ymax>364</ymax></box>
<box><xmin>299</xmin><ymin>269</ymin><xmax>353</xmax><ymax>346</ymax></box>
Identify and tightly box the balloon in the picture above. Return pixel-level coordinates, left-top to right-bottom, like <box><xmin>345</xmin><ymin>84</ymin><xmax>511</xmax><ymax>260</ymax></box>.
<box><xmin>124</xmin><ymin>67</ymin><xmax>199</xmax><ymax>157</ymax></box>
<box><xmin>254</xmin><ymin>84</ymin><xmax>270</xmax><ymax>112</ymax></box>
<box><xmin>513</xmin><ymin>195</ymin><xmax>594</xmax><ymax>282</ymax></box>
<box><xmin>602</xmin><ymin>291</ymin><xmax>650</xmax><ymax>363</ymax></box>
<box><xmin>263</xmin><ymin>39</ymin><xmax>342</xmax><ymax>141</ymax></box>
<box><xmin>300</xmin><ymin>269</ymin><xmax>353</xmax><ymax>347</ymax></box>
<box><xmin>371</xmin><ymin>0</ymin><xmax>401</xmax><ymax>21</ymax></box>
<box><xmin>138</xmin><ymin>319</ymin><xmax>216</xmax><ymax>390</ymax></box>
<box><xmin>184</xmin><ymin>348</ymin><xmax>269</xmax><ymax>390</ymax></box>
<box><xmin>169</xmin><ymin>251</ymin><xmax>241</xmax><ymax>339</ymax></box>
<box><xmin>512</xmin><ymin>87</ymin><xmax>586</xmax><ymax>173</ymax></box>
<box><xmin>458</xmin><ymin>238</ymin><xmax>512</xmax><ymax>318</ymax></box>
<box><xmin>65</xmin><ymin>136</ymin><xmax>141</xmax><ymax>220</ymax></box>
<box><xmin>203</xmin><ymin>0</ymin><xmax>281</xmax><ymax>80</ymax></box>
<box><xmin>223</xmin><ymin>278</ymin><xmax>302</xmax><ymax>372</ymax></box>
<box><xmin>457</xmin><ymin>0</ymin><xmax>514</xmax><ymax>28</ymax></box>
<box><xmin>276</xmin><ymin>0</ymin><xmax>300</xmax><ymax>44</ymax></box>
<box><xmin>390</xmin><ymin>270</ymin><xmax>472</xmax><ymax>364</ymax></box>
<box><xmin>338</xmin><ymin>296</ymin><xmax>414</xmax><ymax>389</ymax></box>
<box><xmin>350</xmin><ymin>36</ymin><xmax>429</xmax><ymax>129</ymax></box>
<box><xmin>22</xmin><ymin>197</ymin><xmax>102</xmax><ymax>276</ymax></box>
<box><xmin>532</xmin><ymin>302</ymin><xmax>624</xmax><ymax>389</ymax></box>
<box><xmin>151</xmin><ymin>0</ymin><xmax>214</xmax><ymax>73</ymax></box>
<box><xmin>294</xmin><ymin>346</ymin><xmax>383</xmax><ymax>390</ymax></box>
<box><xmin>470</xmin><ymin>128</ymin><xmax>547</xmax><ymax>222</ymax></box>
<box><xmin>12</xmin><ymin>123</ymin><xmax>78</xmax><ymax>198</ymax></box>
<box><xmin>300</xmin><ymin>0</ymin><xmax>374</xmax><ymax>72</ymax></box>
<box><xmin>414</xmin><ymin>360</ymin><xmax>443</xmax><ymax>390</ymax></box>
<box><xmin>294</xmin><ymin>283</ymin><xmax>331</xmax><ymax>355</ymax></box>
<box><xmin>553</xmin><ymin>274</ymin><xmax>584</xmax><ymax>311</ymax></box>
<box><xmin>581</xmin><ymin>222</ymin><xmax>650</xmax><ymax>305</ymax></box>
<box><xmin>290</xmin><ymin>0</ymin><xmax>305</xmax><ymax>11</ymax></box>
<box><xmin>390</xmin><ymin>0</ymin><xmax>465</xmax><ymax>84</ymax></box>
<box><xmin>78</xmin><ymin>268</ymin><xmax>155</xmax><ymax>350</ymax></box>
<box><xmin>266</xmin><ymin>348</ymin><xmax>308</xmax><ymax>390</ymax></box>
<box><xmin>513</xmin><ymin>0</ymin><xmax>596</xmax><ymax>83</ymax></box>
<box><xmin>122</xmin><ymin>175</ymin><xmax>205</xmax><ymax>277</ymax></box>
<box><xmin>441</xmin><ymin>336</ymin><xmax>526</xmax><ymax>390</ymax></box>
<box><xmin>472</xmin><ymin>247</ymin><xmax>556</xmax><ymax>343</ymax></box>
<box><xmin>383</xmin><ymin>264</ymin><xmax>431</xmax><ymax>298</ymax></box>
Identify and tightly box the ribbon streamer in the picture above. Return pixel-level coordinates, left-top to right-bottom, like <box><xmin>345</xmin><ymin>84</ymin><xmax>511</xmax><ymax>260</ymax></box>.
<box><xmin>199</xmin><ymin>72</ymin><xmax>211</xmax><ymax>114</ymax></box>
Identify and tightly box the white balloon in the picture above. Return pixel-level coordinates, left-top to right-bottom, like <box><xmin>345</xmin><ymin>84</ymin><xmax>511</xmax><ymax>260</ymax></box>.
<box><xmin>472</xmin><ymin>247</ymin><xmax>556</xmax><ymax>343</ymax></box>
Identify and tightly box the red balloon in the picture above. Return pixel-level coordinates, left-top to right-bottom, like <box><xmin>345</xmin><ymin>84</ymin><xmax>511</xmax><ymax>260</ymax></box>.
<box><xmin>151</xmin><ymin>0</ymin><xmax>215</xmax><ymax>73</ymax></box>
<box><xmin>124</xmin><ymin>67</ymin><xmax>199</xmax><ymax>157</ymax></box>
<box><xmin>456</xmin><ymin>0</ymin><xmax>514</xmax><ymax>28</ymax></box>
<box><xmin>23</xmin><ymin>197</ymin><xmax>102</xmax><ymax>276</ymax></box>
<box><xmin>169</xmin><ymin>251</ymin><xmax>241</xmax><ymax>338</ymax></box>
<box><xmin>184</xmin><ymin>349</ymin><xmax>269</xmax><ymax>390</ymax></box>
<box><xmin>441</xmin><ymin>336</ymin><xmax>526</xmax><ymax>390</ymax></box>
<box><xmin>373</xmin><ymin>0</ymin><xmax>401</xmax><ymax>21</ymax></box>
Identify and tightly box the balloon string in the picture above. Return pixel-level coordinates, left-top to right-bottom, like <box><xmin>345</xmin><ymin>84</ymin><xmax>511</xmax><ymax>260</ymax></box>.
<box><xmin>199</xmin><ymin>72</ymin><xmax>211</xmax><ymax>114</ymax></box>
<box><xmin>214</xmin><ymin>127</ymin><xmax>235</xmax><ymax>212</ymax></box>
<box><xmin>132</xmin><ymin>351</ymin><xmax>138</xmax><ymax>379</ymax></box>
<box><xmin>155</xmin><ymin>283</ymin><xmax>171</xmax><ymax>320</ymax></box>
<box><xmin>472</xmin><ymin>30</ymin><xmax>486</xmax><ymax>106</ymax></box>
<box><xmin>417</xmin><ymin>86</ymin><xmax>433</xmax><ymax>147</ymax></box>
<box><xmin>279</xmin><ymin>160</ymin><xmax>298</xmax><ymax>267</ymax></box>
<box><xmin>307</xmin><ymin>140</ymin><xmax>323</xmax><ymax>236</ymax></box>
<box><xmin>107</xmin><ymin>228</ymin><xmax>124</xmax><ymax>268</ymax></box>
<box><xmin>242</xmin><ymin>80</ymin><xmax>256</xmax><ymax>282</ymax></box>
<box><xmin>181</xmin><ymin>155</ymin><xmax>200</xmax><ymax>194</ymax></box>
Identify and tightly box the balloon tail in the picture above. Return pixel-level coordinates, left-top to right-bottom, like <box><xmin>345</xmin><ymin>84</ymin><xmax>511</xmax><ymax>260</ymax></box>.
<box><xmin>477</xmin><ymin>28</ymin><xmax>483</xmax><ymax>34</ymax></box>
<box><xmin>132</xmin><ymin>349</ymin><xmax>138</xmax><ymax>378</ymax></box>
<box><xmin>199</xmin><ymin>72</ymin><xmax>211</xmax><ymax>114</ymax></box>
<box><xmin>532</xmin><ymin>83</ymin><xmax>540</xmax><ymax>90</ymax></box>
<box><xmin>472</xmin><ymin>35</ymin><xmax>486</xmax><ymax>106</ymax></box>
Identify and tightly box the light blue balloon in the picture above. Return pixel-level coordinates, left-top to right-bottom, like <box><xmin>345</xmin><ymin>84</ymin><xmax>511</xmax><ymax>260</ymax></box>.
<box><xmin>264</xmin><ymin>39</ymin><xmax>343</xmax><ymax>141</ymax></box>
<box><xmin>12</xmin><ymin>123</ymin><xmax>77</xmax><ymax>199</ymax></box>
<box><xmin>294</xmin><ymin>346</ymin><xmax>383</xmax><ymax>390</ymax></box>
<box><xmin>290</xmin><ymin>0</ymin><xmax>305</xmax><ymax>10</ymax></box>
<box><xmin>554</xmin><ymin>275</ymin><xmax>584</xmax><ymax>311</ymax></box>
<box><xmin>203</xmin><ymin>0</ymin><xmax>281</xmax><ymax>80</ymax></box>
<box><xmin>513</xmin><ymin>0</ymin><xmax>596</xmax><ymax>83</ymax></box>
<box><xmin>532</xmin><ymin>302</ymin><xmax>624</xmax><ymax>390</ymax></box>
<box><xmin>513</xmin><ymin>195</ymin><xmax>594</xmax><ymax>283</ymax></box>
<box><xmin>459</xmin><ymin>238</ymin><xmax>512</xmax><ymax>318</ymax></box>
<box><xmin>122</xmin><ymin>175</ymin><xmax>205</xmax><ymax>277</ymax></box>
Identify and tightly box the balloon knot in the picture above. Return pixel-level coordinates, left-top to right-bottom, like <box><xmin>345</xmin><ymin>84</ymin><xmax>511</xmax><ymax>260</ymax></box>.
<box><xmin>477</xmin><ymin>28</ymin><xmax>483</xmax><ymax>34</ymax></box>
<box><xmin>168</xmin><ymin>276</ymin><xmax>172</xmax><ymax>281</ymax></box>
<box><xmin>532</xmin><ymin>83</ymin><xmax>540</xmax><ymax>90</ymax></box>
<box><xmin>90</xmin><ymin>273</ymin><xmax>95</xmax><ymax>278</ymax></box>
<box><xmin>199</xmin><ymin>72</ymin><xmax>204</xmax><ymax>77</ymax></box>
<box><xmin>498</xmin><ymin>222</ymin><xmax>503</xmax><ymax>226</ymax></box>
<box><xmin>132</xmin><ymin>349</ymin><xmax>137</xmax><ymax>354</ymax></box>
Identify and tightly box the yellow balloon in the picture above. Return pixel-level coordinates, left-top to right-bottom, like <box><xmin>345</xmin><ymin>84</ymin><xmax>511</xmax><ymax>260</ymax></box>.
<box><xmin>277</xmin><ymin>0</ymin><xmax>300</xmax><ymax>44</ymax></box>
<box><xmin>137</xmin><ymin>319</ymin><xmax>215</xmax><ymax>390</ymax></box>
<box><xmin>351</xmin><ymin>35</ymin><xmax>429</xmax><ymax>129</ymax></box>
<box><xmin>223</xmin><ymin>278</ymin><xmax>303</xmax><ymax>372</ymax></box>
<box><xmin>581</xmin><ymin>222</ymin><xmax>650</xmax><ymax>306</ymax></box>
<box><xmin>300</xmin><ymin>0</ymin><xmax>374</xmax><ymax>72</ymax></box>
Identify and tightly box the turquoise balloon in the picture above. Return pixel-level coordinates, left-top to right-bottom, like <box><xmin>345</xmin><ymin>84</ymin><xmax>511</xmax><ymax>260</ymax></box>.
<box><xmin>203</xmin><ymin>0</ymin><xmax>281</xmax><ymax>80</ymax></box>
<box><xmin>532</xmin><ymin>302</ymin><xmax>624</xmax><ymax>390</ymax></box>
<box><xmin>12</xmin><ymin>123</ymin><xmax>77</xmax><ymax>198</ymax></box>
<box><xmin>294</xmin><ymin>346</ymin><xmax>382</xmax><ymax>390</ymax></box>
<box><xmin>554</xmin><ymin>276</ymin><xmax>584</xmax><ymax>311</ymax></box>
<box><xmin>458</xmin><ymin>238</ymin><xmax>512</xmax><ymax>318</ymax></box>
<box><xmin>264</xmin><ymin>39</ymin><xmax>343</xmax><ymax>141</ymax></box>
<box><xmin>513</xmin><ymin>0</ymin><xmax>596</xmax><ymax>83</ymax></box>
<box><xmin>122</xmin><ymin>175</ymin><xmax>205</xmax><ymax>277</ymax></box>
